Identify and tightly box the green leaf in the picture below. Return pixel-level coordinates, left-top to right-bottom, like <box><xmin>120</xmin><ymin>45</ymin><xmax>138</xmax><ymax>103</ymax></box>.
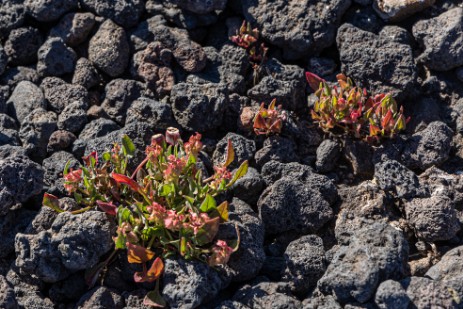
<box><xmin>102</xmin><ymin>152</ymin><xmax>111</xmax><ymax>162</ymax></box>
<box><xmin>143</xmin><ymin>280</ymin><xmax>166</xmax><ymax>308</ymax></box>
<box><xmin>228</xmin><ymin>160</ymin><xmax>248</xmax><ymax>187</ymax></box>
<box><xmin>216</xmin><ymin>201</ymin><xmax>229</xmax><ymax>221</ymax></box>
<box><xmin>114</xmin><ymin>234</ymin><xmax>126</xmax><ymax>249</ymax></box>
<box><xmin>42</xmin><ymin>193</ymin><xmax>63</xmax><ymax>213</ymax></box>
<box><xmin>183</xmin><ymin>195</ymin><xmax>195</xmax><ymax>205</ymax></box>
<box><xmin>122</xmin><ymin>134</ymin><xmax>136</xmax><ymax>157</ymax></box>
<box><xmin>199</xmin><ymin>194</ymin><xmax>216</xmax><ymax>212</ymax></box>
<box><xmin>159</xmin><ymin>184</ymin><xmax>173</xmax><ymax>197</ymax></box>
<box><xmin>187</xmin><ymin>152</ymin><xmax>196</xmax><ymax>165</ymax></box>
<box><xmin>74</xmin><ymin>192</ymin><xmax>83</xmax><ymax>204</ymax></box>
<box><xmin>63</xmin><ymin>160</ymin><xmax>72</xmax><ymax>176</ymax></box>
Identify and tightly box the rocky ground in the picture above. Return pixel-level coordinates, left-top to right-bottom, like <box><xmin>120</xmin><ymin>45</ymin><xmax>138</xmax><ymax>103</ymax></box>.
<box><xmin>0</xmin><ymin>0</ymin><xmax>463</xmax><ymax>308</ymax></box>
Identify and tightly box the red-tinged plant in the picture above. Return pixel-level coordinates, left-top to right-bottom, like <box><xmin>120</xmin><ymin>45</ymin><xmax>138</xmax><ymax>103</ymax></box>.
<box><xmin>307</xmin><ymin>71</ymin><xmax>409</xmax><ymax>142</ymax></box>
<box><xmin>231</xmin><ymin>20</ymin><xmax>268</xmax><ymax>84</ymax></box>
<box><xmin>42</xmin><ymin>128</ymin><xmax>248</xmax><ymax>307</ymax></box>
<box><xmin>253</xmin><ymin>98</ymin><xmax>287</xmax><ymax>136</ymax></box>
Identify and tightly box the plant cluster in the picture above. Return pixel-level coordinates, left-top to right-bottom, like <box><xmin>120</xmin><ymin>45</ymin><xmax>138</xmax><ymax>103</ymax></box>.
<box><xmin>253</xmin><ymin>98</ymin><xmax>287</xmax><ymax>136</ymax></box>
<box><xmin>307</xmin><ymin>72</ymin><xmax>409</xmax><ymax>142</ymax></box>
<box><xmin>231</xmin><ymin>20</ymin><xmax>268</xmax><ymax>84</ymax></box>
<box><xmin>43</xmin><ymin>128</ymin><xmax>248</xmax><ymax>307</ymax></box>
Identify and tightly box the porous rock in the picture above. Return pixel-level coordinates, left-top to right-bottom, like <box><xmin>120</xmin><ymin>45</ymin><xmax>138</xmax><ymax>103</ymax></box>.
<box><xmin>6</xmin><ymin>81</ymin><xmax>46</xmax><ymax>124</ymax></box>
<box><xmin>37</xmin><ymin>37</ymin><xmax>77</xmax><ymax>77</ymax></box>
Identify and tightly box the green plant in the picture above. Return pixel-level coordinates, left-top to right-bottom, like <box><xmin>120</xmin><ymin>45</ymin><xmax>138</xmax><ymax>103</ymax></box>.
<box><xmin>252</xmin><ymin>98</ymin><xmax>286</xmax><ymax>136</ymax></box>
<box><xmin>43</xmin><ymin>128</ymin><xmax>248</xmax><ymax>307</ymax></box>
<box><xmin>307</xmin><ymin>72</ymin><xmax>409</xmax><ymax>142</ymax></box>
<box><xmin>231</xmin><ymin>20</ymin><xmax>268</xmax><ymax>84</ymax></box>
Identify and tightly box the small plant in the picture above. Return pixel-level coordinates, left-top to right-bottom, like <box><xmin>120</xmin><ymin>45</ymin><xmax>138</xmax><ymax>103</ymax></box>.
<box><xmin>43</xmin><ymin>128</ymin><xmax>248</xmax><ymax>307</ymax></box>
<box><xmin>231</xmin><ymin>20</ymin><xmax>268</xmax><ymax>84</ymax></box>
<box><xmin>307</xmin><ymin>72</ymin><xmax>409</xmax><ymax>142</ymax></box>
<box><xmin>253</xmin><ymin>98</ymin><xmax>287</xmax><ymax>136</ymax></box>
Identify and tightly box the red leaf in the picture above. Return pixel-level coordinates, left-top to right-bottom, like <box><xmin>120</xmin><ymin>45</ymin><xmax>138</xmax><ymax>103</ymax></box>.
<box><xmin>111</xmin><ymin>173</ymin><xmax>142</xmax><ymax>192</ymax></box>
<box><xmin>305</xmin><ymin>72</ymin><xmax>325</xmax><ymax>91</ymax></box>
<box><xmin>126</xmin><ymin>242</ymin><xmax>155</xmax><ymax>264</ymax></box>
<box><xmin>96</xmin><ymin>201</ymin><xmax>117</xmax><ymax>216</ymax></box>
<box><xmin>381</xmin><ymin>110</ymin><xmax>393</xmax><ymax>129</ymax></box>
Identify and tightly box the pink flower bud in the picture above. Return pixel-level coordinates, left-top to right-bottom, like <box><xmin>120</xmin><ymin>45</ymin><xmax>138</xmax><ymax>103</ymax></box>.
<box><xmin>165</xmin><ymin>127</ymin><xmax>180</xmax><ymax>145</ymax></box>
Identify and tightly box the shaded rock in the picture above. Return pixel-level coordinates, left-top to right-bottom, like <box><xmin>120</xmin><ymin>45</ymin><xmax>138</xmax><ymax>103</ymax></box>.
<box><xmin>373</xmin><ymin>0</ymin><xmax>435</xmax><ymax>21</ymax></box>
<box><xmin>0</xmin><ymin>275</ymin><xmax>17</xmax><ymax>309</ymax></box>
<box><xmin>242</xmin><ymin>0</ymin><xmax>351</xmax><ymax>60</ymax></box>
<box><xmin>412</xmin><ymin>7</ymin><xmax>463</xmax><ymax>71</ymax></box>
<box><xmin>318</xmin><ymin>222</ymin><xmax>409</xmax><ymax>304</ymax></box>
<box><xmin>283</xmin><ymin>235</ymin><xmax>326</xmax><ymax>294</ymax></box>
<box><xmin>88</xmin><ymin>19</ymin><xmax>130</xmax><ymax>77</ymax></box>
<box><xmin>15</xmin><ymin>211</ymin><xmax>114</xmax><ymax>283</ymax></box>
<box><xmin>344</xmin><ymin>139</ymin><xmax>374</xmax><ymax>177</ymax></box>
<box><xmin>79</xmin><ymin>118</ymin><xmax>120</xmax><ymax>141</ymax></box>
<box><xmin>25</xmin><ymin>0</ymin><xmax>77</xmax><ymax>22</ymax></box>
<box><xmin>170</xmin><ymin>82</ymin><xmax>228</xmax><ymax>132</ymax></box>
<box><xmin>405</xmin><ymin>195</ymin><xmax>460</xmax><ymax>242</ymax></box>
<box><xmin>231</xmin><ymin>167</ymin><xmax>265</xmax><ymax>206</ymax></box>
<box><xmin>303</xmin><ymin>292</ymin><xmax>342</xmax><ymax>309</ymax></box>
<box><xmin>6</xmin><ymin>81</ymin><xmax>46</xmax><ymax>124</ymax></box>
<box><xmin>19</xmin><ymin>108</ymin><xmax>57</xmax><ymax>160</ymax></box>
<box><xmin>374</xmin><ymin>280</ymin><xmax>409</xmax><ymax>309</ymax></box>
<box><xmin>337</xmin><ymin>23</ymin><xmax>416</xmax><ymax>101</ymax></box>
<box><xmin>213</xmin><ymin>133</ymin><xmax>256</xmax><ymax>170</ymax></box>
<box><xmin>41</xmin><ymin>77</ymin><xmax>89</xmax><ymax>113</ymax></box>
<box><xmin>0</xmin><ymin>114</ymin><xmax>17</xmax><ymax>130</ymax></box>
<box><xmin>0</xmin><ymin>128</ymin><xmax>20</xmax><ymax>147</ymax></box>
<box><xmin>101</xmin><ymin>79</ymin><xmax>144</xmax><ymax>125</ymax></box>
<box><xmin>0</xmin><ymin>66</ymin><xmax>39</xmax><ymax>89</ymax></box>
<box><xmin>255</xmin><ymin>136</ymin><xmax>299</xmax><ymax>167</ymax></box>
<box><xmin>0</xmin><ymin>208</ymin><xmax>36</xmax><ymax>258</ymax></box>
<box><xmin>47</xmin><ymin>130</ymin><xmax>76</xmax><ymax>153</ymax></box>
<box><xmin>0</xmin><ymin>145</ymin><xmax>28</xmax><ymax>160</ymax></box>
<box><xmin>126</xmin><ymin>97</ymin><xmax>175</xmax><ymax>130</ymax></box>
<box><xmin>232</xmin><ymin>278</ymin><xmax>302</xmax><ymax>309</ymax></box>
<box><xmin>4</xmin><ymin>27</ymin><xmax>43</xmax><ymax>66</ymax></box>
<box><xmin>49</xmin><ymin>12</ymin><xmax>96</xmax><ymax>47</ymax></box>
<box><xmin>316</xmin><ymin>139</ymin><xmax>340</xmax><ymax>173</ymax></box>
<box><xmin>49</xmin><ymin>272</ymin><xmax>87</xmax><ymax>303</ymax></box>
<box><xmin>80</xmin><ymin>0</ymin><xmax>144</xmax><ymax>28</ymax></box>
<box><xmin>258</xmin><ymin>177</ymin><xmax>333</xmax><ymax>235</ymax></box>
<box><xmin>37</xmin><ymin>37</ymin><xmax>77</xmax><ymax>77</ymax></box>
<box><xmin>0</xmin><ymin>0</ymin><xmax>26</xmax><ymax>38</ymax></box>
<box><xmin>25</xmin><ymin>207</ymin><xmax>58</xmax><ymax>235</ymax></box>
<box><xmin>57</xmin><ymin>102</ymin><xmax>87</xmax><ymax>133</ymax></box>
<box><xmin>170</xmin><ymin>0</ymin><xmax>227</xmax><ymax>14</ymax></box>
<box><xmin>75</xmin><ymin>286</ymin><xmax>124</xmax><ymax>309</ymax></box>
<box><xmin>162</xmin><ymin>258</ymin><xmax>229</xmax><ymax>309</ymax></box>
<box><xmin>72</xmin><ymin>58</ymin><xmax>101</xmax><ymax>89</ymax></box>
<box><xmin>307</xmin><ymin>57</ymin><xmax>337</xmax><ymax>79</ymax></box>
<box><xmin>374</xmin><ymin>160</ymin><xmax>422</xmax><ymax>199</ymax></box>
<box><xmin>343</xmin><ymin>5</ymin><xmax>384</xmax><ymax>34</ymax></box>
<box><xmin>401</xmin><ymin>121</ymin><xmax>453</xmax><ymax>171</ymax></box>
<box><xmin>0</xmin><ymin>155</ymin><xmax>43</xmax><ymax>215</ymax></box>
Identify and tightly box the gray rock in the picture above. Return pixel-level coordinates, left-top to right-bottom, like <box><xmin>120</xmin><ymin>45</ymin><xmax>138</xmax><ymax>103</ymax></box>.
<box><xmin>122</xmin><ymin>289</ymin><xmax>152</xmax><ymax>309</ymax></box>
<box><xmin>4</xmin><ymin>27</ymin><xmax>43</xmax><ymax>66</ymax></box>
<box><xmin>6</xmin><ymin>81</ymin><xmax>46</xmax><ymax>124</ymax></box>
<box><xmin>170</xmin><ymin>82</ymin><xmax>228</xmax><ymax>132</ymax></box>
<box><xmin>37</xmin><ymin>37</ymin><xmax>77</xmax><ymax>77</ymax></box>
<box><xmin>0</xmin><ymin>156</ymin><xmax>43</xmax><ymax>216</ymax></box>
<box><xmin>344</xmin><ymin>6</ymin><xmax>384</xmax><ymax>34</ymax></box>
<box><xmin>57</xmin><ymin>102</ymin><xmax>87</xmax><ymax>133</ymax></box>
<box><xmin>316</xmin><ymin>139</ymin><xmax>340</xmax><ymax>173</ymax></box>
<box><xmin>337</xmin><ymin>23</ymin><xmax>417</xmax><ymax>101</ymax></box>
<box><xmin>76</xmin><ymin>286</ymin><xmax>124</xmax><ymax>309</ymax></box>
<box><xmin>80</xmin><ymin>0</ymin><xmax>144</xmax><ymax>28</ymax></box>
<box><xmin>232</xmin><ymin>278</ymin><xmax>302</xmax><ymax>309</ymax></box>
<box><xmin>255</xmin><ymin>136</ymin><xmax>299</xmax><ymax>167</ymax></box>
<box><xmin>405</xmin><ymin>195</ymin><xmax>460</xmax><ymax>242</ymax></box>
<box><xmin>162</xmin><ymin>258</ymin><xmax>229</xmax><ymax>309</ymax></box>
<box><xmin>242</xmin><ymin>0</ymin><xmax>351</xmax><ymax>60</ymax></box>
<box><xmin>344</xmin><ymin>139</ymin><xmax>374</xmax><ymax>177</ymax></box>
<box><xmin>125</xmin><ymin>97</ymin><xmax>175</xmax><ymax>130</ymax></box>
<box><xmin>426</xmin><ymin>245</ymin><xmax>463</xmax><ymax>281</ymax></box>
<box><xmin>413</xmin><ymin>7</ymin><xmax>463</xmax><ymax>71</ymax></box>
<box><xmin>216</xmin><ymin>198</ymin><xmax>265</xmax><ymax>282</ymax></box>
<box><xmin>0</xmin><ymin>275</ymin><xmax>17</xmax><ymax>309</ymax></box>
<box><xmin>258</xmin><ymin>177</ymin><xmax>333</xmax><ymax>235</ymax></box>
<box><xmin>283</xmin><ymin>235</ymin><xmax>326</xmax><ymax>294</ymax></box>
<box><xmin>19</xmin><ymin>108</ymin><xmax>58</xmax><ymax>160</ymax></box>
<box><xmin>101</xmin><ymin>79</ymin><xmax>144</xmax><ymax>125</ymax></box>
<box><xmin>41</xmin><ymin>77</ymin><xmax>89</xmax><ymax>113</ymax></box>
<box><xmin>247</xmin><ymin>58</ymin><xmax>305</xmax><ymax>111</ymax></box>
<box><xmin>373</xmin><ymin>0</ymin><xmax>435</xmax><ymax>21</ymax></box>
<box><xmin>25</xmin><ymin>207</ymin><xmax>58</xmax><ymax>235</ymax></box>
<box><xmin>307</xmin><ymin>57</ymin><xmax>337</xmax><ymax>79</ymax></box>
<box><xmin>49</xmin><ymin>12</ymin><xmax>96</xmax><ymax>47</ymax></box>
<box><xmin>42</xmin><ymin>151</ymin><xmax>78</xmax><ymax>195</ymax></box>
<box><xmin>130</xmin><ymin>16</ymin><xmax>207</xmax><ymax>72</ymax></box>
<box><xmin>89</xmin><ymin>19</ymin><xmax>130</xmax><ymax>77</ymax></box>
<box><xmin>0</xmin><ymin>145</ymin><xmax>28</xmax><ymax>160</ymax></box>
<box><xmin>25</xmin><ymin>0</ymin><xmax>77</xmax><ymax>22</ymax></box>
<box><xmin>170</xmin><ymin>0</ymin><xmax>226</xmax><ymax>14</ymax></box>
<box><xmin>49</xmin><ymin>272</ymin><xmax>87</xmax><ymax>303</ymax></box>
<box><xmin>303</xmin><ymin>292</ymin><xmax>342</xmax><ymax>309</ymax></box>
<box><xmin>0</xmin><ymin>86</ymin><xmax>8</xmax><ymax>114</ymax></box>
<box><xmin>0</xmin><ymin>114</ymin><xmax>17</xmax><ymax>130</ymax></box>
<box><xmin>375</xmin><ymin>280</ymin><xmax>409</xmax><ymax>309</ymax></box>
<box><xmin>231</xmin><ymin>167</ymin><xmax>265</xmax><ymax>206</ymax></box>
<box><xmin>401</xmin><ymin>121</ymin><xmax>453</xmax><ymax>171</ymax></box>
<box><xmin>0</xmin><ymin>66</ymin><xmax>39</xmax><ymax>89</ymax></box>
<box><xmin>374</xmin><ymin>160</ymin><xmax>422</xmax><ymax>199</ymax></box>
<box><xmin>72</xmin><ymin>58</ymin><xmax>101</xmax><ymax>89</ymax></box>
<box><xmin>213</xmin><ymin>133</ymin><xmax>256</xmax><ymax>170</ymax></box>
<box><xmin>15</xmin><ymin>211</ymin><xmax>114</xmax><ymax>283</ymax></box>
<box><xmin>318</xmin><ymin>222</ymin><xmax>409</xmax><ymax>304</ymax></box>
<box><xmin>47</xmin><ymin>130</ymin><xmax>77</xmax><ymax>153</ymax></box>
<box><xmin>0</xmin><ymin>208</ymin><xmax>36</xmax><ymax>259</ymax></box>
<box><xmin>79</xmin><ymin>118</ymin><xmax>120</xmax><ymax>141</ymax></box>
<box><xmin>215</xmin><ymin>300</ymin><xmax>250</xmax><ymax>309</ymax></box>
<box><xmin>0</xmin><ymin>0</ymin><xmax>26</xmax><ymax>38</ymax></box>
<box><xmin>0</xmin><ymin>128</ymin><xmax>20</xmax><ymax>147</ymax></box>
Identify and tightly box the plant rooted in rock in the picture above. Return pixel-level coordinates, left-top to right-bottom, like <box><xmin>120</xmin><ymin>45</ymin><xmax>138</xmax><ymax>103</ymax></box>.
<box><xmin>253</xmin><ymin>98</ymin><xmax>287</xmax><ymax>136</ymax></box>
<box><xmin>307</xmin><ymin>72</ymin><xmax>409</xmax><ymax>142</ymax></box>
<box><xmin>43</xmin><ymin>128</ymin><xmax>248</xmax><ymax>307</ymax></box>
